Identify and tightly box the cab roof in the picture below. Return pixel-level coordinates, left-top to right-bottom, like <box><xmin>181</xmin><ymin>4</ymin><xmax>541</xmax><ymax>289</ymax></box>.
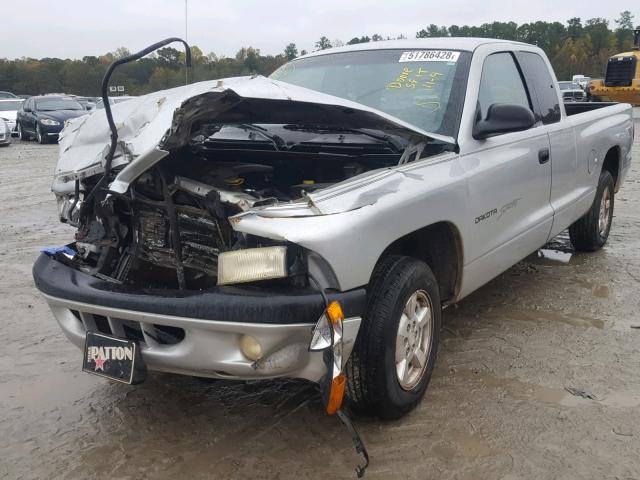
<box><xmin>299</xmin><ymin>37</ymin><xmax>529</xmax><ymax>59</ymax></box>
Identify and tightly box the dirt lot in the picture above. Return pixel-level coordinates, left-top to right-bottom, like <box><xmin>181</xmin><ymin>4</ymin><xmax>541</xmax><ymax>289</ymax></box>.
<box><xmin>1</xmin><ymin>110</ymin><xmax>640</xmax><ymax>480</ymax></box>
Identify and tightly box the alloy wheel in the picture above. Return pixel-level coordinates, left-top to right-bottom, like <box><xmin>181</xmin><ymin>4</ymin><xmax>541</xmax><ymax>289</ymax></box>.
<box><xmin>395</xmin><ymin>289</ymin><xmax>434</xmax><ymax>390</ymax></box>
<box><xmin>598</xmin><ymin>185</ymin><xmax>612</xmax><ymax>237</ymax></box>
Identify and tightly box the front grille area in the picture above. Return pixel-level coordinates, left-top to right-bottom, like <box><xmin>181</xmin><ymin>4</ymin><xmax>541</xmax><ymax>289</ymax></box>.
<box><xmin>562</xmin><ymin>91</ymin><xmax>585</xmax><ymax>101</ymax></box>
<box><xmin>605</xmin><ymin>57</ymin><xmax>637</xmax><ymax>87</ymax></box>
<box><xmin>134</xmin><ymin>202</ymin><xmax>222</xmax><ymax>277</ymax></box>
<box><xmin>69</xmin><ymin>309</ymin><xmax>185</xmax><ymax>346</ymax></box>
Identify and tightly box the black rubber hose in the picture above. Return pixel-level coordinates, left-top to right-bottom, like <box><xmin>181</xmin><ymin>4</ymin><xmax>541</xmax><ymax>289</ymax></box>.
<box><xmin>83</xmin><ymin>38</ymin><xmax>192</xmax><ymax>207</ymax></box>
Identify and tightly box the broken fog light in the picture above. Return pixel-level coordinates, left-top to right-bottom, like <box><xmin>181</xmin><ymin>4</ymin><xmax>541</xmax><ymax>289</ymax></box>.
<box><xmin>239</xmin><ymin>334</ymin><xmax>263</xmax><ymax>361</ymax></box>
<box><xmin>310</xmin><ymin>301</ymin><xmax>347</xmax><ymax>415</ymax></box>
<box><xmin>217</xmin><ymin>246</ymin><xmax>287</xmax><ymax>285</ymax></box>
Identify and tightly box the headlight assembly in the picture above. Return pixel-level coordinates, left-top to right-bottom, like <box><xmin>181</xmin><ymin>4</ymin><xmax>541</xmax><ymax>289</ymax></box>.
<box><xmin>40</xmin><ymin>118</ymin><xmax>60</xmax><ymax>126</ymax></box>
<box><xmin>56</xmin><ymin>194</ymin><xmax>81</xmax><ymax>226</ymax></box>
<box><xmin>217</xmin><ymin>246</ymin><xmax>288</xmax><ymax>285</ymax></box>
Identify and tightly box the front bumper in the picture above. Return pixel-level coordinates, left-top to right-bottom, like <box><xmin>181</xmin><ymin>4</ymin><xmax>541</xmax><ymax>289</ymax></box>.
<box><xmin>33</xmin><ymin>254</ymin><xmax>365</xmax><ymax>381</ymax></box>
<box><xmin>590</xmin><ymin>85</ymin><xmax>640</xmax><ymax>105</ymax></box>
<box><xmin>39</xmin><ymin>121</ymin><xmax>64</xmax><ymax>140</ymax></box>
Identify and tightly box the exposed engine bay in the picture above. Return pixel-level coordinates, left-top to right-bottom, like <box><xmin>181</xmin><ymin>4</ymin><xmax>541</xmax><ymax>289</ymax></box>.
<box><xmin>60</xmin><ymin>123</ymin><xmax>446</xmax><ymax>290</ymax></box>
<box><xmin>51</xmin><ymin>46</ymin><xmax>456</xmax><ymax>294</ymax></box>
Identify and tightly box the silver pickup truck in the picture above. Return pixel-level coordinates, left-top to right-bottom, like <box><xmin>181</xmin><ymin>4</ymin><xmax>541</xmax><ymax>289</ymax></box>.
<box><xmin>34</xmin><ymin>38</ymin><xmax>634</xmax><ymax>420</ymax></box>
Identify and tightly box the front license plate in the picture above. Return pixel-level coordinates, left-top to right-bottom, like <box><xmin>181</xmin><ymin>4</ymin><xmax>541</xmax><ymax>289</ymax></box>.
<box><xmin>82</xmin><ymin>331</ymin><xmax>146</xmax><ymax>384</ymax></box>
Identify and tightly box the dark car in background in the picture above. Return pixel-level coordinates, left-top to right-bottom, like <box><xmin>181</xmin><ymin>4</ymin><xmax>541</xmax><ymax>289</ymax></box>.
<box><xmin>16</xmin><ymin>96</ymin><xmax>88</xmax><ymax>144</ymax></box>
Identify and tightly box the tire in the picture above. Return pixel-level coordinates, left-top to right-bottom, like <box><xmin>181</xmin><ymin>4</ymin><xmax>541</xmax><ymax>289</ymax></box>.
<box><xmin>569</xmin><ymin>169</ymin><xmax>615</xmax><ymax>252</ymax></box>
<box><xmin>346</xmin><ymin>255</ymin><xmax>441</xmax><ymax>419</ymax></box>
<box><xmin>17</xmin><ymin>123</ymin><xmax>30</xmax><ymax>141</ymax></box>
<box><xmin>36</xmin><ymin>125</ymin><xmax>47</xmax><ymax>144</ymax></box>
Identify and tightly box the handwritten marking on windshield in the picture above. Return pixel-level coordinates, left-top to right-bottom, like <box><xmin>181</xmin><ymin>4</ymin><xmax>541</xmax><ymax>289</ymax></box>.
<box><xmin>386</xmin><ymin>67</ymin><xmax>445</xmax><ymax>90</ymax></box>
<box><xmin>386</xmin><ymin>67</ymin><xmax>413</xmax><ymax>89</ymax></box>
<box><xmin>414</xmin><ymin>100</ymin><xmax>441</xmax><ymax>111</ymax></box>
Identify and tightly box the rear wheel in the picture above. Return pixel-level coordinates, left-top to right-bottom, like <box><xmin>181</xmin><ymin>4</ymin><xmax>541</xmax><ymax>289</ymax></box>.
<box><xmin>346</xmin><ymin>255</ymin><xmax>441</xmax><ymax>419</ymax></box>
<box><xmin>569</xmin><ymin>169</ymin><xmax>614</xmax><ymax>252</ymax></box>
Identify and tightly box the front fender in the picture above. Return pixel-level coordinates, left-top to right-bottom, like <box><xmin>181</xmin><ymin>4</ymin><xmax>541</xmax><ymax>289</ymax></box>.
<box><xmin>231</xmin><ymin>155</ymin><xmax>468</xmax><ymax>291</ymax></box>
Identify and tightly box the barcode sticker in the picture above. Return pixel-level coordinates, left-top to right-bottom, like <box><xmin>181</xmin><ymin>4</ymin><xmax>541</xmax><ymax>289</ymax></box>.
<box><xmin>399</xmin><ymin>50</ymin><xmax>460</xmax><ymax>63</ymax></box>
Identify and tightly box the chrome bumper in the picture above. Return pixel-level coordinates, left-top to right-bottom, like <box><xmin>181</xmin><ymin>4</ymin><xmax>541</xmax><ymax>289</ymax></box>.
<box><xmin>43</xmin><ymin>293</ymin><xmax>361</xmax><ymax>382</ymax></box>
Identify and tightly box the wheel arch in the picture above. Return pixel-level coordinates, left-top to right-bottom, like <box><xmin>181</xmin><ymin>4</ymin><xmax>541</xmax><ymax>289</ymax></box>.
<box><xmin>375</xmin><ymin>221</ymin><xmax>463</xmax><ymax>306</ymax></box>
<box><xmin>601</xmin><ymin>145</ymin><xmax>621</xmax><ymax>192</ymax></box>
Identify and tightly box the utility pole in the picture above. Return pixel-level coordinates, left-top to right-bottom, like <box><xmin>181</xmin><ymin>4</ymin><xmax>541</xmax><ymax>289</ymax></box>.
<box><xmin>185</xmin><ymin>0</ymin><xmax>189</xmax><ymax>85</ymax></box>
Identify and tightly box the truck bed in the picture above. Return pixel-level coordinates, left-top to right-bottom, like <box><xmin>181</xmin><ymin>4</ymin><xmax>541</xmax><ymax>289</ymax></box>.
<box><xmin>564</xmin><ymin>102</ymin><xmax>619</xmax><ymax>116</ymax></box>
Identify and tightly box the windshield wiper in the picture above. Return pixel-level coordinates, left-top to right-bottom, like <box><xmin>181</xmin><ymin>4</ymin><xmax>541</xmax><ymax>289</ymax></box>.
<box><xmin>237</xmin><ymin>123</ymin><xmax>286</xmax><ymax>151</ymax></box>
<box><xmin>283</xmin><ymin>124</ymin><xmax>404</xmax><ymax>153</ymax></box>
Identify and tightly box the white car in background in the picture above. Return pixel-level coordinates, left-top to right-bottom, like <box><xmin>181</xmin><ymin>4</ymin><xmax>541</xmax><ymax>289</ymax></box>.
<box><xmin>0</xmin><ymin>118</ymin><xmax>12</xmax><ymax>146</ymax></box>
<box><xmin>572</xmin><ymin>74</ymin><xmax>591</xmax><ymax>91</ymax></box>
<box><xmin>558</xmin><ymin>81</ymin><xmax>586</xmax><ymax>102</ymax></box>
<box><xmin>0</xmin><ymin>98</ymin><xmax>25</xmax><ymax>136</ymax></box>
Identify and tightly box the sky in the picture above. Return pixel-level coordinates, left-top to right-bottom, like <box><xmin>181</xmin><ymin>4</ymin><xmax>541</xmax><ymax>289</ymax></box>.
<box><xmin>2</xmin><ymin>0</ymin><xmax>634</xmax><ymax>59</ymax></box>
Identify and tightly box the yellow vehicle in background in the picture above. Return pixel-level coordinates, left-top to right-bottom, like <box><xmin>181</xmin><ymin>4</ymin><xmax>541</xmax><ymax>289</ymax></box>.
<box><xmin>590</xmin><ymin>27</ymin><xmax>640</xmax><ymax>105</ymax></box>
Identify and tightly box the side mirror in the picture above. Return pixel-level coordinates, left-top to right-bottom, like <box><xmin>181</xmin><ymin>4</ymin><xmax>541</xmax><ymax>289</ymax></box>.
<box><xmin>473</xmin><ymin>103</ymin><xmax>535</xmax><ymax>140</ymax></box>
<box><xmin>23</xmin><ymin>107</ymin><xmax>31</xmax><ymax>113</ymax></box>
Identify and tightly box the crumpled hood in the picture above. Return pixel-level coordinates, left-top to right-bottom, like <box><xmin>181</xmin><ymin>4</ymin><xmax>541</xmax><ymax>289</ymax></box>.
<box><xmin>54</xmin><ymin>75</ymin><xmax>454</xmax><ymax>185</ymax></box>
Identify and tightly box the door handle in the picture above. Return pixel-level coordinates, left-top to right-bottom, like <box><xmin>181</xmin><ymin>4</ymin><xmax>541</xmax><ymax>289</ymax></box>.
<box><xmin>538</xmin><ymin>148</ymin><xmax>550</xmax><ymax>164</ymax></box>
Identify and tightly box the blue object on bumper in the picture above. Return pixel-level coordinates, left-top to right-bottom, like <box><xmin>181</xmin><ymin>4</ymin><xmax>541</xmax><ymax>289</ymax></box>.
<box><xmin>41</xmin><ymin>245</ymin><xmax>76</xmax><ymax>257</ymax></box>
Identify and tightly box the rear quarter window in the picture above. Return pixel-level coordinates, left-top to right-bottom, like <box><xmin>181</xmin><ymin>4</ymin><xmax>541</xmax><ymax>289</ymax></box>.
<box><xmin>516</xmin><ymin>52</ymin><xmax>561</xmax><ymax>125</ymax></box>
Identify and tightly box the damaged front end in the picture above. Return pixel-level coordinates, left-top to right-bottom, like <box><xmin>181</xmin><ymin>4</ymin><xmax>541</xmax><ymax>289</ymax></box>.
<box><xmin>53</xmin><ymin>72</ymin><xmax>452</xmax><ymax>293</ymax></box>
<box><xmin>43</xmin><ymin>38</ymin><xmax>462</xmax><ymax>476</ymax></box>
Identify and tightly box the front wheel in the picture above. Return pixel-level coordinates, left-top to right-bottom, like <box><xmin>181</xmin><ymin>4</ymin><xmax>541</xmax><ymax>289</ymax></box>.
<box><xmin>17</xmin><ymin>123</ymin><xmax>30</xmax><ymax>141</ymax></box>
<box><xmin>569</xmin><ymin>169</ymin><xmax>614</xmax><ymax>252</ymax></box>
<box><xmin>36</xmin><ymin>125</ymin><xmax>47</xmax><ymax>144</ymax></box>
<box><xmin>346</xmin><ymin>255</ymin><xmax>441</xmax><ymax>419</ymax></box>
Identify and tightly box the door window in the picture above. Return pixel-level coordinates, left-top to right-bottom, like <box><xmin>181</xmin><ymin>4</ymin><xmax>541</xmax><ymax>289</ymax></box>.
<box><xmin>477</xmin><ymin>52</ymin><xmax>531</xmax><ymax>121</ymax></box>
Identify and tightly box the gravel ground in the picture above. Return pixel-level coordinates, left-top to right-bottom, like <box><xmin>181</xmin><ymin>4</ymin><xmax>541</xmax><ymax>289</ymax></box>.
<box><xmin>1</xmin><ymin>109</ymin><xmax>639</xmax><ymax>480</ymax></box>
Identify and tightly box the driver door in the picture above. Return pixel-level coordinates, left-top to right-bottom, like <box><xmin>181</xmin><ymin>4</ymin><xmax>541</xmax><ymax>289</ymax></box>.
<box><xmin>462</xmin><ymin>52</ymin><xmax>553</xmax><ymax>283</ymax></box>
<box><xmin>25</xmin><ymin>99</ymin><xmax>37</xmax><ymax>133</ymax></box>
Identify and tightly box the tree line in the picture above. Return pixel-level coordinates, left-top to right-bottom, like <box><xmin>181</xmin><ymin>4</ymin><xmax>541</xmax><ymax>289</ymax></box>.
<box><xmin>0</xmin><ymin>11</ymin><xmax>635</xmax><ymax>97</ymax></box>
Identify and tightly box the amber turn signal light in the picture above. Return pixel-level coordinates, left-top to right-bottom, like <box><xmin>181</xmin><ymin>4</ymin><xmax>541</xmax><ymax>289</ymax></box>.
<box><xmin>326</xmin><ymin>373</ymin><xmax>346</xmax><ymax>415</ymax></box>
<box><xmin>326</xmin><ymin>301</ymin><xmax>344</xmax><ymax>324</ymax></box>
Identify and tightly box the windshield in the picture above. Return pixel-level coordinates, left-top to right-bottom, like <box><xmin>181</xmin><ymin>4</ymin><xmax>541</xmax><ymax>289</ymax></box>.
<box><xmin>36</xmin><ymin>98</ymin><xmax>84</xmax><ymax>111</ymax></box>
<box><xmin>270</xmin><ymin>49</ymin><xmax>471</xmax><ymax>137</ymax></box>
<box><xmin>0</xmin><ymin>92</ymin><xmax>17</xmax><ymax>99</ymax></box>
<box><xmin>0</xmin><ymin>101</ymin><xmax>24</xmax><ymax>111</ymax></box>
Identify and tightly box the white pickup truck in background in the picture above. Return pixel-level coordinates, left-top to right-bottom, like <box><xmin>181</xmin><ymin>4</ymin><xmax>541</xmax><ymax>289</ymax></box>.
<box><xmin>34</xmin><ymin>38</ymin><xmax>633</xmax><ymax>427</ymax></box>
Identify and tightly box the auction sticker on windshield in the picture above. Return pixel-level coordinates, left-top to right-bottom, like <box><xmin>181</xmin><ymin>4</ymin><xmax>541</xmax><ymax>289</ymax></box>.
<box><xmin>399</xmin><ymin>51</ymin><xmax>460</xmax><ymax>62</ymax></box>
